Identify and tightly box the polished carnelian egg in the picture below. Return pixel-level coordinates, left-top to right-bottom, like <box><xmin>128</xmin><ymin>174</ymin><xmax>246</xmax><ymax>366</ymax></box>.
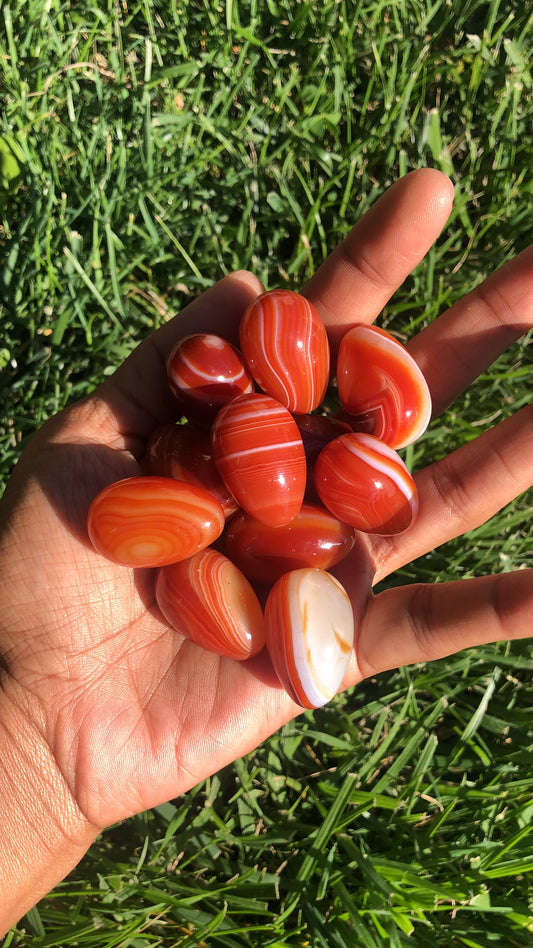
<box><xmin>225</xmin><ymin>503</ymin><xmax>356</xmax><ymax>585</ymax></box>
<box><xmin>211</xmin><ymin>392</ymin><xmax>306</xmax><ymax>527</ymax></box>
<box><xmin>239</xmin><ymin>289</ymin><xmax>330</xmax><ymax>413</ymax></box>
<box><xmin>166</xmin><ymin>332</ymin><xmax>254</xmax><ymax>425</ymax></box>
<box><xmin>87</xmin><ymin>476</ymin><xmax>225</xmax><ymax>567</ymax></box>
<box><xmin>314</xmin><ymin>432</ymin><xmax>418</xmax><ymax>535</ymax></box>
<box><xmin>265</xmin><ymin>568</ymin><xmax>354</xmax><ymax>708</ymax></box>
<box><xmin>155</xmin><ymin>548</ymin><xmax>266</xmax><ymax>660</ymax></box>
<box><xmin>336</xmin><ymin>324</ymin><xmax>432</xmax><ymax>449</ymax></box>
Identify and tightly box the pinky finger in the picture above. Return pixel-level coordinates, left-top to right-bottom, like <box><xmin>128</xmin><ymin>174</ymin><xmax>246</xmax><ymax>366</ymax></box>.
<box><xmin>352</xmin><ymin>569</ymin><xmax>533</xmax><ymax>681</ymax></box>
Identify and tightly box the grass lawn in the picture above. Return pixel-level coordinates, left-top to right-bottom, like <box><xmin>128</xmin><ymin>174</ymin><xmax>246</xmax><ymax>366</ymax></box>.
<box><xmin>1</xmin><ymin>0</ymin><xmax>532</xmax><ymax>944</ymax></box>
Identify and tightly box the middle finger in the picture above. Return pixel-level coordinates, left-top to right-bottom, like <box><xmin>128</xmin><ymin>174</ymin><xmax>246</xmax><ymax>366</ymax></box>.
<box><xmin>408</xmin><ymin>243</ymin><xmax>533</xmax><ymax>418</ymax></box>
<box><xmin>369</xmin><ymin>404</ymin><xmax>533</xmax><ymax>584</ymax></box>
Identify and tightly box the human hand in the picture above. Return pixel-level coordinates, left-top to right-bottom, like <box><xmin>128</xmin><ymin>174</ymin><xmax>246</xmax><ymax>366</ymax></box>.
<box><xmin>0</xmin><ymin>169</ymin><xmax>531</xmax><ymax>932</ymax></box>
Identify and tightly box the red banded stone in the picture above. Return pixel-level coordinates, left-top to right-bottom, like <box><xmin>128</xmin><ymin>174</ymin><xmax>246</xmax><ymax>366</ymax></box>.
<box><xmin>265</xmin><ymin>568</ymin><xmax>354</xmax><ymax>709</ymax></box>
<box><xmin>166</xmin><ymin>332</ymin><xmax>254</xmax><ymax>425</ymax></box>
<box><xmin>239</xmin><ymin>289</ymin><xmax>330</xmax><ymax>413</ymax></box>
<box><xmin>155</xmin><ymin>548</ymin><xmax>266</xmax><ymax>660</ymax></box>
<box><xmin>87</xmin><ymin>476</ymin><xmax>225</xmax><ymax>567</ymax></box>
<box><xmin>211</xmin><ymin>392</ymin><xmax>306</xmax><ymax>527</ymax></box>
<box><xmin>314</xmin><ymin>432</ymin><xmax>418</xmax><ymax>535</ymax></box>
<box><xmin>337</xmin><ymin>324</ymin><xmax>431</xmax><ymax>450</ymax></box>
<box><xmin>225</xmin><ymin>503</ymin><xmax>356</xmax><ymax>585</ymax></box>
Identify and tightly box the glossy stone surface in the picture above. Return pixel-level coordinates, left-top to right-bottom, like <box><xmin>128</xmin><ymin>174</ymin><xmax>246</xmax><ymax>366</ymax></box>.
<box><xmin>87</xmin><ymin>476</ymin><xmax>225</xmax><ymax>567</ymax></box>
<box><xmin>265</xmin><ymin>568</ymin><xmax>354</xmax><ymax>708</ymax></box>
<box><xmin>211</xmin><ymin>392</ymin><xmax>306</xmax><ymax>527</ymax></box>
<box><xmin>155</xmin><ymin>548</ymin><xmax>266</xmax><ymax>660</ymax></box>
<box><xmin>336</xmin><ymin>324</ymin><xmax>432</xmax><ymax>449</ymax></box>
<box><xmin>225</xmin><ymin>503</ymin><xmax>356</xmax><ymax>585</ymax></box>
<box><xmin>166</xmin><ymin>333</ymin><xmax>254</xmax><ymax>425</ymax></box>
<box><xmin>314</xmin><ymin>432</ymin><xmax>418</xmax><ymax>535</ymax></box>
<box><xmin>145</xmin><ymin>423</ymin><xmax>238</xmax><ymax>517</ymax></box>
<box><xmin>239</xmin><ymin>289</ymin><xmax>330</xmax><ymax>413</ymax></box>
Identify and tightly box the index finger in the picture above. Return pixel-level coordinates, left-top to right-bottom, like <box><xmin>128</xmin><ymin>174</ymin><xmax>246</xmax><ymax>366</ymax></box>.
<box><xmin>302</xmin><ymin>168</ymin><xmax>455</xmax><ymax>355</ymax></box>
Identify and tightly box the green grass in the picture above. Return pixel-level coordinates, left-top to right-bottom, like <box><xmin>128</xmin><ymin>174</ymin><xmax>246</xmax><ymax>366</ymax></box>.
<box><xmin>1</xmin><ymin>0</ymin><xmax>532</xmax><ymax>944</ymax></box>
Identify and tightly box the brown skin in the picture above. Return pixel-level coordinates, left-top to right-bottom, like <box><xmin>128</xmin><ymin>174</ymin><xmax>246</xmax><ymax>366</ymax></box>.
<box><xmin>1</xmin><ymin>169</ymin><xmax>532</xmax><ymax>934</ymax></box>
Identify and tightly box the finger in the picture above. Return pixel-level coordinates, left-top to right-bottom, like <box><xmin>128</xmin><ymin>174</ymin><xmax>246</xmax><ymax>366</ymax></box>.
<box><xmin>57</xmin><ymin>271</ymin><xmax>264</xmax><ymax>455</ymax></box>
<box><xmin>368</xmin><ymin>404</ymin><xmax>533</xmax><ymax>584</ymax></box>
<box><xmin>302</xmin><ymin>168</ymin><xmax>454</xmax><ymax>356</ymax></box>
<box><xmin>353</xmin><ymin>568</ymin><xmax>533</xmax><ymax>681</ymax></box>
<box><xmin>408</xmin><ymin>244</ymin><xmax>533</xmax><ymax>418</ymax></box>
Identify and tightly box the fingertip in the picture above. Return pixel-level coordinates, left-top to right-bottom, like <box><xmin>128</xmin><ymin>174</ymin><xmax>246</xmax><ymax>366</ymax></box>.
<box><xmin>424</xmin><ymin>168</ymin><xmax>455</xmax><ymax>216</ymax></box>
<box><xmin>402</xmin><ymin>166</ymin><xmax>453</xmax><ymax>193</ymax></box>
<box><xmin>392</xmin><ymin>167</ymin><xmax>454</xmax><ymax>224</ymax></box>
<box><xmin>227</xmin><ymin>269</ymin><xmax>265</xmax><ymax>295</ymax></box>
<box><xmin>437</xmin><ymin>170</ymin><xmax>455</xmax><ymax>205</ymax></box>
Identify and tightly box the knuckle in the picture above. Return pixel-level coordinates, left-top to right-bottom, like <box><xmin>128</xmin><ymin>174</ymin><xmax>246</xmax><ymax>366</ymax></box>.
<box><xmin>406</xmin><ymin>584</ymin><xmax>438</xmax><ymax>660</ymax></box>
<box><xmin>430</xmin><ymin>454</ymin><xmax>473</xmax><ymax>523</ymax></box>
<box><xmin>343</xmin><ymin>243</ymin><xmax>389</xmax><ymax>292</ymax></box>
<box><xmin>474</xmin><ymin>278</ymin><xmax>515</xmax><ymax>330</ymax></box>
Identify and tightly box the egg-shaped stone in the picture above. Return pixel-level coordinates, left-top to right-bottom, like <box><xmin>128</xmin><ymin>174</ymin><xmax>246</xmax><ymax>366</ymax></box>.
<box><xmin>265</xmin><ymin>568</ymin><xmax>354</xmax><ymax>708</ymax></box>
<box><xmin>211</xmin><ymin>392</ymin><xmax>306</xmax><ymax>527</ymax></box>
<box><xmin>87</xmin><ymin>476</ymin><xmax>225</xmax><ymax>567</ymax></box>
<box><xmin>336</xmin><ymin>324</ymin><xmax>432</xmax><ymax>449</ymax></box>
<box><xmin>225</xmin><ymin>503</ymin><xmax>356</xmax><ymax>585</ymax></box>
<box><xmin>166</xmin><ymin>332</ymin><xmax>254</xmax><ymax>425</ymax></box>
<box><xmin>145</xmin><ymin>423</ymin><xmax>238</xmax><ymax>517</ymax></box>
<box><xmin>155</xmin><ymin>548</ymin><xmax>266</xmax><ymax>660</ymax></box>
<box><xmin>314</xmin><ymin>432</ymin><xmax>418</xmax><ymax>535</ymax></box>
<box><xmin>239</xmin><ymin>289</ymin><xmax>330</xmax><ymax>413</ymax></box>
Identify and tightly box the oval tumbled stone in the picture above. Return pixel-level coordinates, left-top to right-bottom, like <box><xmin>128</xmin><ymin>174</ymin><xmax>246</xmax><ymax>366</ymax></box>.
<box><xmin>239</xmin><ymin>289</ymin><xmax>330</xmax><ymax>413</ymax></box>
<box><xmin>155</xmin><ymin>548</ymin><xmax>266</xmax><ymax>660</ymax></box>
<box><xmin>337</xmin><ymin>324</ymin><xmax>432</xmax><ymax>450</ymax></box>
<box><xmin>87</xmin><ymin>475</ymin><xmax>225</xmax><ymax>567</ymax></box>
<box><xmin>265</xmin><ymin>568</ymin><xmax>354</xmax><ymax>709</ymax></box>
<box><xmin>211</xmin><ymin>392</ymin><xmax>306</xmax><ymax>527</ymax></box>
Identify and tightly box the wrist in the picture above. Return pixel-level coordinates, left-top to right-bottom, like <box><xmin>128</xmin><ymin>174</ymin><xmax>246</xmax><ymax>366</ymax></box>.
<box><xmin>0</xmin><ymin>680</ymin><xmax>98</xmax><ymax>936</ymax></box>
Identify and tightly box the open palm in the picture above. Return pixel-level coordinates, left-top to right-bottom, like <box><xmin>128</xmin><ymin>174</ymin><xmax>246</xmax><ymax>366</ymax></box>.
<box><xmin>1</xmin><ymin>170</ymin><xmax>531</xmax><ymax>843</ymax></box>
